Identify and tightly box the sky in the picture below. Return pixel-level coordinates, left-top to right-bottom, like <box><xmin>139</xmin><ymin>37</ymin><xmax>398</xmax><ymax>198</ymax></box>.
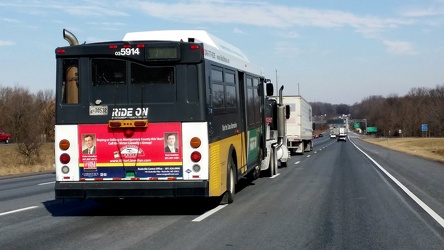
<box><xmin>1</xmin><ymin>0</ymin><xmax>444</xmax><ymax>105</ymax></box>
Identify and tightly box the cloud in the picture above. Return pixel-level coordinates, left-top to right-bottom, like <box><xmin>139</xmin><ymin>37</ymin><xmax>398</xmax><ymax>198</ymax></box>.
<box><xmin>0</xmin><ymin>40</ymin><xmax>15</xmax><ymax>46</ymax></box>
<box><xmin>0</xmin><ymin>1</ymin><xmax>128</xmax><ymax>17</ymax></box>
<box><xmin>399</xmin><ymin>0</ymin><xmax>444</xmax><ymax>17</ymax></box>
<box><xmin>1</xmin><ymin>17</ymin><xmax>23</xmax><ymax>24</ymax></box>
<box><xmin>383</xmin><ymin>40</ymin><xmax>418</xmax><ymax>55</ymax></box>
<box><xmin>233</xmin><ymin>28</ymin><xmax>244</xmax><ymax>34</ymax></box>
<box><xmin>274</xmin><ymin>41</ymin><xmax>300</xmax><ymax>57</ymax></box>
<box><xmin>131</xmin><ymin>0</ymin><xmax>412</xmax><ymax>36</ymax></box>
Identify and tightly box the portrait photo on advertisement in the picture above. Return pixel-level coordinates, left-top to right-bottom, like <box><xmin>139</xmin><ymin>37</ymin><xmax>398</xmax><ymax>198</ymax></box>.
<box><xmin>82</xmin><ymin>134</ymin><xmax>97</xmax><ymax>154</ymax></box>
<box><xmin>164</xmin><ymin>132</ymin><xmax>178</xmax><ymax>153</ymax></box>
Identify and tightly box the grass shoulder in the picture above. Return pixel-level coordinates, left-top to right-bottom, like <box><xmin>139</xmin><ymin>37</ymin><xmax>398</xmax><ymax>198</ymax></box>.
<box><xmin>362</xmin><ymin>137</ymin><xmax>444</xmax><ymax>163</ymax></box>
<box><xmin>0</xmin><ymin>143</ymin><xmax>55</xmax><ymax>177</ymax></box>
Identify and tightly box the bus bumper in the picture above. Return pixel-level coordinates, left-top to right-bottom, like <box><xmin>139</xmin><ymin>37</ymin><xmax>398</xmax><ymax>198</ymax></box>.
<box><xmin>55</xmin><ymin>181</ymin><xmax>209</xmax><ymax>199</ymax></box>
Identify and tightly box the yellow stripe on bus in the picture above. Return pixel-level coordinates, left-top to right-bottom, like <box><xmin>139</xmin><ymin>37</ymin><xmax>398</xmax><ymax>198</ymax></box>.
<box><xmin>208</xmin><ymin>132</ymin><xmax>246</xmax><ymax>197</ymax></box>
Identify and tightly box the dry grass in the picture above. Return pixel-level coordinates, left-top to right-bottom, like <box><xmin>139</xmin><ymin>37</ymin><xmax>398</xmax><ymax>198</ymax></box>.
<box><xmin>362</xmin><ymin>137</ymin><xmax>444</xmax><ymax>163</ymax></box>
<box><xmin>0</xmin><ymin>143</ymin><xmax>54</xmax><ymax>177</ymax></box>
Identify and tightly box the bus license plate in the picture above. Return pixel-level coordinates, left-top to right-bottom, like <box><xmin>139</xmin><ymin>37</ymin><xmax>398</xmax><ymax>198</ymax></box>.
<box><xmin>89</xmin><ymin>106</ymin><xmax>108</xmax><ymax>116</ymax></box>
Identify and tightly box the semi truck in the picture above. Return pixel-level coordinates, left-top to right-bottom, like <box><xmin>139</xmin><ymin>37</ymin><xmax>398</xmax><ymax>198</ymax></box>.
<box><xmin>282</xmin><ymin>96</ymin><xmax>313</xmax><ymax>155</ymax></box>
<box><xmin>261</xmin><ymin>85</ymin><xmax>291</xmax><ymax>176</ymax></box>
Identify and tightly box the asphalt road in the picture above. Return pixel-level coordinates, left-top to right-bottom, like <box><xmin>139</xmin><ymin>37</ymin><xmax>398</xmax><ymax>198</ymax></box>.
<box><xmin>1</xmin><ymin>134</ymin><xmax>443</xmax><ymax>249</ymax></box>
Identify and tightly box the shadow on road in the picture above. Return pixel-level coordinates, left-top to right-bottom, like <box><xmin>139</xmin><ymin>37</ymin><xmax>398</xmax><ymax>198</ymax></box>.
<box><xmin>43</xmin><ymin>197</ymin><xmax>221</xmax><ymax>217</ymax></box>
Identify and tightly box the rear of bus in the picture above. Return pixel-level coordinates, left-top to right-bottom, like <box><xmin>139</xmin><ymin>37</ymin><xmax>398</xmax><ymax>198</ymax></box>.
<box><xmin>54</xmin><ymin>31</ymin><xmax>211</xmax><ymax>199</ymax></box>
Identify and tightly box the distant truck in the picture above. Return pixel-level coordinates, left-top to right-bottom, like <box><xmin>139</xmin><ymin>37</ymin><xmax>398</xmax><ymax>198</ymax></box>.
<box><xmin>0</xmin><ymin>130</ymin><xmax>11</xmax><ymax>144</ymax></box>
<box><xmin>281</xmin><ymin>96</ymin><xmax>313</xmax><ymax>154</ymax></box>
<box><xmin>329</xmin><ymin>128</ymin><xmax>338</xmax><ymax>139</ymax></box>
<box><xmin>339</xmin><ymin>127</ymin><xmax>347</xmax><ymax>135</ymax></box>
<box><xmin>261</xmin><ymin>85</ymin><xmax>291</xmax><ymax>176</ymax></box>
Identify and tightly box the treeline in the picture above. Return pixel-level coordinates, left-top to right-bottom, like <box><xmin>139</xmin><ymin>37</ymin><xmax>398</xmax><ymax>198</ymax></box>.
<box><xmin>311</xmin><ymin>84</ymin><xmax>444</xmax><ymax>137</ymax></box>
<box><xmin>0</xmin><ymin>86</ymin><xmax>54</xmax><ymax>163</ymax></box>
<box><xmin>1</xmin><ymin>83</ymin><xmax>443</xmax><ymax>145</ymax></box>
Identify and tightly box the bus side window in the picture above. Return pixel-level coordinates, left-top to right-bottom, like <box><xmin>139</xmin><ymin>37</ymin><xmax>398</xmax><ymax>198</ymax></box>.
<box><xmin>63</xmin><ymin>60</ymin><xmax>79</xmax><ymax>104</ymax></box>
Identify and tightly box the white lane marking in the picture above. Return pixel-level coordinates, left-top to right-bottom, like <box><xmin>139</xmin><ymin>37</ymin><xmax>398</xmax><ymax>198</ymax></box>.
<box><xmin>38</xmin><ymin>181</ymin><xmax>55</xmax><ymax>186</ymax></box>
<box><xmin>294</xmin><ymin>161</ymin><xmax>301</xmax><ymax>165</ymax></box>
<box><xmin>350</xmin><ymin>139</ymin><xmax>444</xmax><ymax>228</ymax></box>
<box><xmin>270</xmin><ymin>173</ymin><xmax>280</xmax><ymax>179</ymax></box>
<box><xmin>0</xmin><ymin>206</ymin><xmax>39</xmax><ymax>216</ymax></box>
<box><xmin>306</xmin><ymin>155</ymin><xmax>311</xmax><ymax>158</ymax></box>
<box><xmin>192</xmin><ymin>204</ymin><xmax>227</xmax><ymax>222</ymax></box>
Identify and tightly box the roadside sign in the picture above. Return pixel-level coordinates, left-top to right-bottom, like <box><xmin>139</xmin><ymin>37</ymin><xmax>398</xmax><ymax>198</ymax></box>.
<box><xmin>367</xmin><ymin>127</ymin><xmax>377</xmax><ymax>133</ymax></box>
<box><xmin>421</xmin><ymin>124</ymin><xmax>428</xmax><ymax>132</ymax></box>
<box><xmin>354</xmin><ymin>122</ymin><xmax>360</xmax><ymax>128</ymax></box>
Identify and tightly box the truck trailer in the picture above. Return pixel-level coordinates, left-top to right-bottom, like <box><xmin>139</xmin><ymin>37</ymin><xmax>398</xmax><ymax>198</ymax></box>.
<box><xmin>282</xmin><ymin>96</ymin><xmax>313</xmax><ymax>155</ymax></box>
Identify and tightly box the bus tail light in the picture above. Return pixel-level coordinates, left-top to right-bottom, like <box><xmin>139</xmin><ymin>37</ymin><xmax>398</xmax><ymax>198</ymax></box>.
<box><xmin>109</xmin><ymin>121</ymin><xmax>122</xmax><ymax>128</ymax></box>
<box><xmin>190</xmin><ymin>45</ymin><xmax>199</xmax><ymax>50</ymax></box>
<box><xmin>124</xmin><ymin>128</ymin><xmax>134</xmax><ymax>138</ymax></box>
<box><xmin>109</xmin><ymin>120</ymin><xmax>148</xmax><ymax>128</ymax></box>
<box><xmin>191</xmin><ymin>151</ymin><xmax>201</xmax><ymax>162</ymax></box>
<box><xmin>61</xmin><ymin>166</ymin><xmax>70</xmax><ymax>174</ymax></box>
<box><xmin>190</xmin><ymin>137</ymin><xmax>201</xmax><ymax>148</ymax></box>
<box><xmin>60</xmin><ymin>153</ymin><xmax>71</xmax><ymax>164</ymax></box>
<box><xmin>134</xmin><ymin>120</ymin><xmax>147</xmax><ymax>127</ymax></box>
<box><xmin>59</xmin><ymin>139</ymin><xmax>70</xmax><ymax>150</ymax></box>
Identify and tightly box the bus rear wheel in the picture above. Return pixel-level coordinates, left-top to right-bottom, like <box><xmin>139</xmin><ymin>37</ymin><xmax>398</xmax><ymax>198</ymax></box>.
<box><xmin>221</xmin><ymin>158</ymin><xmax>236</xmax><ymax>204</ymax></box>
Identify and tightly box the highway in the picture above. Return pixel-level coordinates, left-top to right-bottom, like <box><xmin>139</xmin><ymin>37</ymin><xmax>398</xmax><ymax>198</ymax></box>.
<box><xmin>1</xmin><ymin>134</ymin><xmax>443</xmax><ymax>249</ymax></box>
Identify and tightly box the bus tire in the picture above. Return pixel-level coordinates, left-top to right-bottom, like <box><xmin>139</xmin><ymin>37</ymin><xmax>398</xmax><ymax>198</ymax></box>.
<box><xmin>220</xmin><ymin>158</ymin><xmax>236</xmax><ymax>204</ymax></box>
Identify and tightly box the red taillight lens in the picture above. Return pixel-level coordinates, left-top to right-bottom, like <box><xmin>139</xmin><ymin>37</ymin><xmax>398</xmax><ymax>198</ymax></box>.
<box><xmin>134</xmin><ymin>121</ymin><xmax>147</xmax><ymax>127</ymax></box>
<box><xmin>136</xmin><ymin>44</ymin><xmax>145</xmax><ymax>48</ymax></box>
<box><xmin>56</xmin><ymin>49</ymin><xmax>65</xmax><ymax>54</ymax></box>
<box><xmin>191</xmin><ymin>151</ymin><xmax>201</xmax><ymax>162</ymax></box>
<box><xmin>60</xmin><ymin>153</ymin><xmax>71</xmax><ymax>164</ymax></box>
<box><xmin>124</xmin><ymin>128</ymin><xmax>134</xmax><ymax>137</ymax></box>
<box><xmin>109</xmin><ymin>121</ymin><xmax>121</xmax><ymax>128</ymax></box>
<box><xmin>109</xmin><ymin>45</ymin><xmax>117</xmax><ymax>49</ymax></box>
<box><xmin>190</xmin><ymin>45</ymin><xmax>199</xmax><ymax>50</ymax></box>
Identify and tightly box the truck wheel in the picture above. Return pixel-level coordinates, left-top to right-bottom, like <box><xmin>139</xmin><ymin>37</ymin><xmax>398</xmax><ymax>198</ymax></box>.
<box><xmin>220</xmin><ymin>158</ymin><xmax>236</xmax><ymax>204</ymax></box>
<box><xmin>249</xmin><ymin>165</ymin><xmax>261</xmax><ymax>180</ymax></box>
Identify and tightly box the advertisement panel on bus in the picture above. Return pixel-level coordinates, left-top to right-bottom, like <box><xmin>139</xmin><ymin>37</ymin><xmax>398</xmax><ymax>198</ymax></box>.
<box><xmin>78</xmin><ymin>123</ymin><xmax>182</xmax><ymax>179</ymax></box>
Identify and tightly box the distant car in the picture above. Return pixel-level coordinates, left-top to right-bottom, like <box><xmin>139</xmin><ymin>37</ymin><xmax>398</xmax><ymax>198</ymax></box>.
<box><xmin>318</xmin><ymin>133</ymin><xmax>323</xmax><ymax>137</ymax></box>
<box><xmin>314</xmin><ymin>134</ymin><xmax>319</xmax><ymax>139</ymax></box>
<box><xmin>337</xmin><ymin>134</ymin><xmax>347</xmax><ymax>142</ymax></box>
<box><xmin>0</xmin><ymin>130</ymin><xmax>11</xmax><ymax>144</ymax></box>
<box><xmin>330</xmin><ymin>134</ymin><xmax>337</xmax><ymax>139</ymax></box>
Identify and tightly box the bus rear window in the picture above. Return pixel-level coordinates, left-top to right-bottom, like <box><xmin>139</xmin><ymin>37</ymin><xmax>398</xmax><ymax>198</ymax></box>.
<box><xmin>92</xmin><ymin>59</ymin><xmax>126</xmax><ymax>85</ymax></box>
<box><xmin>131</xmin><ymin>63</ymin><xmax>174</xmax><ymax>85</ymax></box>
